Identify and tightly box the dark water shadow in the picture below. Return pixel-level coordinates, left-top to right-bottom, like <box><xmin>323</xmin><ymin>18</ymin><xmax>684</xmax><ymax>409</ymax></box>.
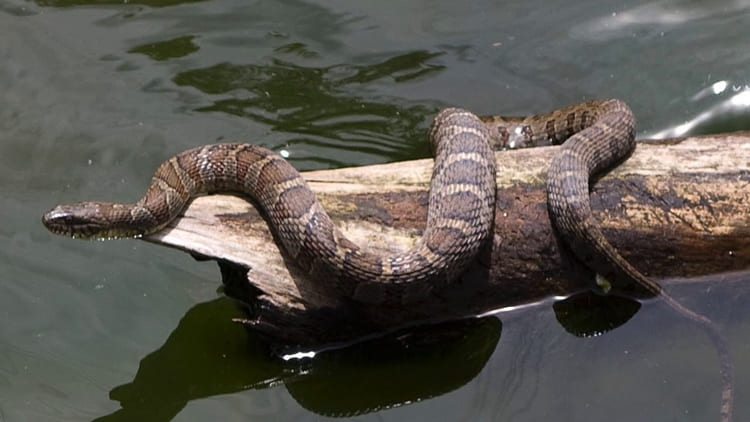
<box><xmin>129</xmin><ymin>36</ymin><xmax>200</xmax><ymax>61</ymax></box>
<box><xmin>93</xmin><ymin>297</ymin><xmax>502</xmax><ymax>421</ymax></box>
<box><xmin>285</xmin><ymin>316</ymin><xmax>501</xmax><ymax>417</ymax></box>
<box><xmin>553</xmin><ymin>291</ymin><xmax>640</xmax><ymax>338</ymax></box>
<box><xmin>92</xmin><ymin>297</ymin><xmax>281</xmax><ymax>422</ymax></box>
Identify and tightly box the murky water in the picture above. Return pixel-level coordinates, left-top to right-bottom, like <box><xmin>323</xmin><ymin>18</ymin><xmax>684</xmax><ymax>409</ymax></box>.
<box><xmin>2</xmin><ymin>0</ymin><xmax>750</xmax><ymax>420</ymax></box>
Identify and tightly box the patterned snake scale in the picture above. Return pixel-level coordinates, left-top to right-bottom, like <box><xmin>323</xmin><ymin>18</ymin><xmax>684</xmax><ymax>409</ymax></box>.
<box><xmin>42</xmin><ymin>99</ymin><xmax>732</xmax><ymax>421</ymax></box>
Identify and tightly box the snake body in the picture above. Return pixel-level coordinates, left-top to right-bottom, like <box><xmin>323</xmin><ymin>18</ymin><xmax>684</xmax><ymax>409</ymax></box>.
<box><xmin>43</xmin><ymin>109</ymin><xmax>497</xmax><ymax>304</ymax></box>
<box><xmin>42</xmin><ymin>100</ymin><xmax>732</xmax><ymax>421</ymax></box>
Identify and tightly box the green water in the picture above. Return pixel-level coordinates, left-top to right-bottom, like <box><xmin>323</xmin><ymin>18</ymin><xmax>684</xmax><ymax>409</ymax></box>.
<box><xmin>2</xmin><ymin>0</ymin><xmax>750</xmax><ymax>420</ymax></box>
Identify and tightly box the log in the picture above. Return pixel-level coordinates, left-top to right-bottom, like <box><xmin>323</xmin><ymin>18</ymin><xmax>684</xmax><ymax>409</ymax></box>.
<box><xmin>144</xmin><ymin>132</ymin><xmax>750</xmax><ymax>347</ymax></box>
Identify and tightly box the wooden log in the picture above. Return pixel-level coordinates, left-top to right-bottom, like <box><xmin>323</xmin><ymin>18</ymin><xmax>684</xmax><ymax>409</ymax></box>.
<box><xmin>145</xmin><ymin>132</ymin><xmax>750</xmax><ymax>347</ymax></box>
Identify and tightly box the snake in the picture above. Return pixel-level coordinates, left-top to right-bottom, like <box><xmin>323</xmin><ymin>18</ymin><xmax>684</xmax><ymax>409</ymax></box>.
<box><xmin>42</xmin><ymin>99</ymin><xmax>732</xmax><ymax>421</ymax></box>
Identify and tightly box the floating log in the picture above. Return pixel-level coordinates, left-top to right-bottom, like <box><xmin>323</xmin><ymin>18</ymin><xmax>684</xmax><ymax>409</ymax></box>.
<box><xmin>145</xmin><ymin>132</ymin><xmax>750</xmax><ymax>347</ymax></box>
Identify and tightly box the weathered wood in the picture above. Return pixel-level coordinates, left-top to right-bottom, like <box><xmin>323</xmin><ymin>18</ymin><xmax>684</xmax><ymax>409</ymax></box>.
<box><xmin>145</xmin><ymin>132</ymin><xmax>750</xmax><ymax>347</ymax></box>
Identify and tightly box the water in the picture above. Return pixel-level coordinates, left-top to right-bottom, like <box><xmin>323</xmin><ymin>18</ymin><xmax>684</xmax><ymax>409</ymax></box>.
<box><xmin>2</xmin><ymin>0</ymin><xmax>750</xmax><ymax>420</ymax></box>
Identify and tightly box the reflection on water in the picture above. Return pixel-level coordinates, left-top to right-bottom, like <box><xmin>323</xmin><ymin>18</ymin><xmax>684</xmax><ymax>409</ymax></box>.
<box><xmin>93</xmin><ymin>297</ymin><xmax>501</xmax><ymax>421</ymax></box>
<box><xmin>285</xmin><ymin>317</ymin><xmax>500</xmax><ymax>417</ymax></box>
<box><xmin>572</xmin><ymin>0</ymin><xmax>749</xmax><ymax>39</ymax></box>
<box><xmin>173</xmin><ymin>51</ymin><xmax>444</xmax><ymax>167</ymax></box>
<box><xmin>84</xmin><ymin>291</ymin><xmax>708</xmax><ymax>421</ymax></box>
<box><xmin>129</xmin><ymin>36</ymin><xmax>199</xmax><ymax>61</ymax></box>
<box><xmin>93</xmin><ymin>298</ymin><xmax>281</xmax><ymax>421</ymax></box>
<box><xmin>553</xmin><ymin>292</ymin><xmax>641</xmax><ymax>338</ymax></box>
<box><xmin>648</xmin><ymin>82</ymin><xmax>750</xmax><ymax>138</ymax></box>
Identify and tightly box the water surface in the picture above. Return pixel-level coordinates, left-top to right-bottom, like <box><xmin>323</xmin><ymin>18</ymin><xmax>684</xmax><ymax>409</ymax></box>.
<box><xmin>2</xmin><ymin>0</ymin><xmax>750</xmax><ymax>420</ymax></box>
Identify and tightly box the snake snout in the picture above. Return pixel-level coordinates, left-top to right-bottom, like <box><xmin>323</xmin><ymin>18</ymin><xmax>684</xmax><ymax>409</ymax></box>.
<box><xmin>42</xmin><ymin>204</ymin><xmax>106</xmax><ymax>238</ymax></box>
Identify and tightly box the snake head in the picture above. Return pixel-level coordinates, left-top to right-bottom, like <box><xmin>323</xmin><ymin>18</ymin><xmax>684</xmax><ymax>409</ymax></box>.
<box><xmin>42</xmin><ymin>202</ymin><xmax>143</xmax><ymax>239</ymax></box>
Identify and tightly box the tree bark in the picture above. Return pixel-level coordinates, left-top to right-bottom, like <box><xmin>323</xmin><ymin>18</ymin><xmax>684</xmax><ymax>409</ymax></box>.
<box><xmin>145</xmin><ymin>132</ymin><xmax>750</xmax><ymax>347</ymax></box>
